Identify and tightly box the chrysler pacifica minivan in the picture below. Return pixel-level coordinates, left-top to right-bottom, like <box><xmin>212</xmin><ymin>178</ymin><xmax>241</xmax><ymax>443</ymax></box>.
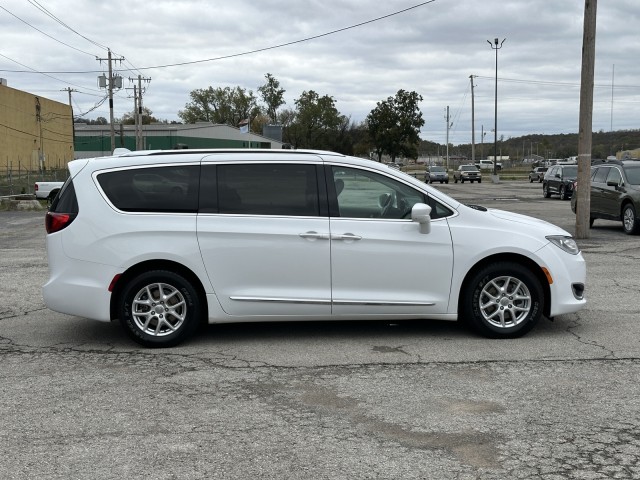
<box><xmin>44</xmin><ymin>149</ymin><xmax>586</xmax><ymax>347</ymax></box>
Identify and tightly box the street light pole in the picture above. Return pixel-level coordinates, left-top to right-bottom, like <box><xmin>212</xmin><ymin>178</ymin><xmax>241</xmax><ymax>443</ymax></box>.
<box><xmin>488</xmin><ymin>37</ymin><xmax>505</xmax><ymax>177</ymax></box>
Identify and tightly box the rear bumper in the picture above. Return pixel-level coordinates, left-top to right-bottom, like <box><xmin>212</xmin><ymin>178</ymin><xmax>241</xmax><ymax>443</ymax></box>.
<box><xmin>43</xmin><ymin>235</ymin><xmax>116</xmax><ymax>322</ymax></box>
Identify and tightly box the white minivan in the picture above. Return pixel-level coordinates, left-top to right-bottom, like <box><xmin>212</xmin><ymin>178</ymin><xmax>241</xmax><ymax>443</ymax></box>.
<box><xmin>43</xmin><ymin>149</ymin><xmax>586</xmax><ymax>347</ymax></box>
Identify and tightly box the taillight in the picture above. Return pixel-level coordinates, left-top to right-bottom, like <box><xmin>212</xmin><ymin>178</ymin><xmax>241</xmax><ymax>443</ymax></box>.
<box><xmin>45</xmin><ymin>212</ymin><xmax>77</xmax><ymax>234</ymax></box>
<box><xmin>34</xmin><ymin>183</ymin><xmax>39</xmax><ymax>192</ymax></box>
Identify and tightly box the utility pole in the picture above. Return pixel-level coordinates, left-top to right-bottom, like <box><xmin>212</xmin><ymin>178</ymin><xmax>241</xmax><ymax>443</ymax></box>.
<box><xmin>61</xmin><ymin>87</ymin><xmax>77</xmax><ymax>156</ymax></box>
<box><xmin>97</xmin><ymin>49</ymin><xmax>124</xmax><ymax>153</ymax></box>
<box><xmin>487</xmin><ymin>37</ymin><xmax>505</xmax><ymax>178</ymax></box>
<box><xmin>576</xmin><ymin>0</ymin><xmax>597</xmax><ymax>239</ymax></box>
<box><xmin>129</xmin><ymin>75</ymin><xmax>151</xmax><ymax>150</ymax></box>
<box><xmin>470</xmin><ymin>75</ymin><xmax>475</xmax><ymax>164</ymax></box>
<box><xmin>445</xmin><ymin>106</ymin><xmax>452</xmax><ymax>170</ymax></box>
<box><xmin>133</xmin><ymin>85</ymin><xmax>138</xmax><ymax>149</ymax></box>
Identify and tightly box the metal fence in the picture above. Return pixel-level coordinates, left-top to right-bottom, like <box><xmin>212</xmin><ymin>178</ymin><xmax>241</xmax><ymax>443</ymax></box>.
<box><xmin>0</xmin><ymin>166</ymin><xmax>68</xmax><ymax>197</ymax></box>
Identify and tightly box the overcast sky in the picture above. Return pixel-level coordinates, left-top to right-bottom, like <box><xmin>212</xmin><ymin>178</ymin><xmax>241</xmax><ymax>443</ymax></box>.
<box><xmin>1</xmin><ymin>0</ymin><xmax>638</xmax><ymax>146</ymax></box>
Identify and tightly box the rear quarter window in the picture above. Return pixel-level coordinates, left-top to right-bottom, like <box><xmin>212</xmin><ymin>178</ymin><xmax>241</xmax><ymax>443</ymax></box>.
<box><xmin>49</xmin><ymin>177</ymin><xmax>78</xmax><ymax>214</ymax></box>
<box><xmin>97</xmin><ymin>165</ymin><xmax>200</xmax><ymax>213</ymax></box>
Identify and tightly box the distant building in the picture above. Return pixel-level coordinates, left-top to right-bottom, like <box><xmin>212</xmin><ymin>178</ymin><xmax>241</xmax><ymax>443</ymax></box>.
<box><xmin>0</xmin><ymin>81</ymin><xmax>74</xmax><ymax>171</ymax></box>
<box><xmin>74</xmin><ymin>122</ymin><xmax>285</xmax><ymax>158</ymax></box>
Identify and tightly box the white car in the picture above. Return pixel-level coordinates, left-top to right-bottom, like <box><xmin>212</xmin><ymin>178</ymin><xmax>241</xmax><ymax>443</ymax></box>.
<box><xmin>43</xmin><ymin>149</ymin><xmax>586</xmax><ymax>347</ymax></box>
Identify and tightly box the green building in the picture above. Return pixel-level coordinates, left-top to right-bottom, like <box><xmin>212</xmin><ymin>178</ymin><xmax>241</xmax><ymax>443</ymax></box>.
<box><xmin>74</xmin><ymin>122</ymin><xmax>284</xmax><ymax>158</ymax></box>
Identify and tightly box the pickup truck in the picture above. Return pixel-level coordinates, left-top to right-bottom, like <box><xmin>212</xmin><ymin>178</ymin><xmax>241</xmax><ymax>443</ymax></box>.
<box><xmin>475</xmin><ymin>159</ymin><xmax>502</xmax><ymax>171</ymax></box>
<box><xmin>34</xmin><ymin>181</ymin><xmax>64</xmax><ymax>201</ymax></box>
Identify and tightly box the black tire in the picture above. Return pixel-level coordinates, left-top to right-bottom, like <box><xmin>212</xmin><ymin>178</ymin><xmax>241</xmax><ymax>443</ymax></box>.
<box><xmin>461</xmin><ymin>179</ymin><xmax>465</xmax><ymax>183</ymax></box>
<box><xmin>529</xmin><ymin>177</ymin><xmax>534</xmax><ymax>183</ymax></box>
<box><xmin>47</xmin><ymin>189</ymin><xmax>60</xmax><ymax>206</ymax></box>
<box><xmin>119</xmin><ymin>270</ymin><xmax>202</xmax><ymax>347</ymax></box>
<box><xmin>560</xmin><ymin>185</ymin><xmax>570</xmax><ymax>200</ymax></box>
<box><xmin>454</xmin><ymin>177</ymin><xmax>458</xmax><ymax>183</ymax></box>
<box><xmin>445</xmin><ymin>180</ymin><xmax>449</xmax><ymax>184</ymax></box>
<box><xmin>461</xmin><ymin>262</ymin><xmax>544</xmax><ymax>338</ymax></box>
<box><xmin>543</xmin><ymin>183</ymin><xmax>551</xmax><ymax>198</ymax></box>
<box><xmin>622</xmin><ymin>203</ymin><xmax>640</xmax><ymax>235</ymax></box>
<box><xmin>478</xmin><ymin>179</ymin><xmax>482</xmax><ymax>183</ymax></box>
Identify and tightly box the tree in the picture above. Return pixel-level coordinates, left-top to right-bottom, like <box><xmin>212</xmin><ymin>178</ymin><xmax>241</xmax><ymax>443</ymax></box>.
<box><xmin>366</xmin><ymin>90</ymin><xmax>425</xmax><ymax>162</ymax></box>
<box><xmin>178</xmin><ymin>86</ymin><xmax>261</xmax><ymax>129</ymax></box>
<box><xmin>284</xmin><ymin>90</ymin><xmax>342</xmax><ymax>149</ymax></box>
<box><xmin>257</xmin><ymin>73</ymin><xmax>286</xmax><ymax>123</ymax></box>
<box><xmin>116</xmin><ymin>107</ymin><xmax>159</xmax><ymax>125</ymax></box>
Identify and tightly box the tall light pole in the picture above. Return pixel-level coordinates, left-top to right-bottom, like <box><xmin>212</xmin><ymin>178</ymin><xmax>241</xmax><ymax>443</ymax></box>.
<box><xmin>488</xmin><ymin>38</ymin><xmax>505</xmax><ymax>177</ymax></box>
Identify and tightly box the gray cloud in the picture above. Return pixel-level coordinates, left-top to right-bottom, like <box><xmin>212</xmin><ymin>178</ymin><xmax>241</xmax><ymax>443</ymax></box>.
<box><xmin>1</xmin><ymin>0</ymin><xmax>637</xmax><ymax>146</ymax></box>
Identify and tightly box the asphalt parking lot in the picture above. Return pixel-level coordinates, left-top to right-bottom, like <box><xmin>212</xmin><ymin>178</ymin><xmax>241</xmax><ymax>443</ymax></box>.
<box><xmin>1</xmin><ymin>180</ymin><xmax>639</xmax><ymax>479</ymax></box>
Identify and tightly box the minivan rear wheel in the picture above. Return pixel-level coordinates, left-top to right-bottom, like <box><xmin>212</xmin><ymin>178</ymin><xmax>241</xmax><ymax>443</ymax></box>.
<box><xmin>462</xmin><ymin>262</ymin><xmax>543</xmax><ymax>338</ymax></box>
<box><xmin>119</xmin><ymin>270</ymin><xmax>202</xmax><ymax>347</ymax></box>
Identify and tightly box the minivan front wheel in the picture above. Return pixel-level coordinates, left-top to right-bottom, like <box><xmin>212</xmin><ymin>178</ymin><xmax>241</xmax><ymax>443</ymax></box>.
<box><xmin>119</xmin><ymin>270</ymin><xmax>202</xmax><ymax>347</ymax></box>
<box><xmin>622</xmin><ymin>204</ymin><xmax>640</xmax><ymax>235</ymax></box>
<box><xmin>462</xmin><ymin>262</ymin><xmax>543</xmax><ymax>338</ymax></box>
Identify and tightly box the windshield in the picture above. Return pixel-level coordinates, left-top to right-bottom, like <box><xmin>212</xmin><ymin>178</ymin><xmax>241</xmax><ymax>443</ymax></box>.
<box><xmin>461</xmin><ymin>165</ymin><xmax>478</xmax><ymax>171</ymax></box>
<box><xmin>624</xmin><ymin>166</ymin><xmax>640</xmax><ymax>185</ymax></box>
<box><xmin>431</xmin><ymin>167</ymin><xmax>445</xmax><ymax>172</ymax></box>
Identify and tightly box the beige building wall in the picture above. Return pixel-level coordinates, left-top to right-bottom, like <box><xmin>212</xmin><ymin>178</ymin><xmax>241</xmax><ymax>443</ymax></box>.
<box><xmin>0</xmin><ymin>83</ymin><xmax>74</xmax><ymax>172</ymax></box>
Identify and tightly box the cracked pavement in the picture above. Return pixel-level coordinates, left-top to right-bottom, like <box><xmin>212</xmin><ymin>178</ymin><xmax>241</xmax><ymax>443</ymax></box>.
<box><xmin>1</xmin><ymin>183</ymin><xmax>639</xmax><ymax>479</ymax></box>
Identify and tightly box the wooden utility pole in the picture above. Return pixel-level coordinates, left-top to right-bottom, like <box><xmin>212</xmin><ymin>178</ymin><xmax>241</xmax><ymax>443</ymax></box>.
<box><xmin>470</xmin><ymin>75</ymin><xmax>475</xmax><ymax>164</ymax></box>
<box><xmin>576</xmin><ymin>0</ymin><xmax>597</xmax><ymax>239</ymax></box>
<box><xmin>62</xmin><ymin>87</ymin><xmax>77</xmax><ymax>154</ymax></box>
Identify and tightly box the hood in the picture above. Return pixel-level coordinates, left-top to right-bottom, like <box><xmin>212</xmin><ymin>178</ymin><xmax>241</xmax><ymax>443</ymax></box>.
<box><xmin>487</xmin><ymin>208</ymin><xmax>570</xmax><ymax>235</ymax></box>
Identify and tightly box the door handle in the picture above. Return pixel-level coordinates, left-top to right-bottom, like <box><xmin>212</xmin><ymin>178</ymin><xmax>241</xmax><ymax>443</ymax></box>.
<box><xmin>299</xmin><ymin>231</ymin><xmax>330</xmax><ymax>240</ymax></box>
<box><xmin>332</xmin><ymin>233</ymin><xmax>362</xmax><ymax>241</ymax></box>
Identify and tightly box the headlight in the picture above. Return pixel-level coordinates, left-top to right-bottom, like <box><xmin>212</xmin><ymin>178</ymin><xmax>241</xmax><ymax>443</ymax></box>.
<box><xmin>546</xmin><ymin>235</ymin><xmax>580</xmax><ymax>255</ymax></box>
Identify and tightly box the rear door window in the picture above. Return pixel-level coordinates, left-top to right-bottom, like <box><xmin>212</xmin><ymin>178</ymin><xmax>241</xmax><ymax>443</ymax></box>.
<box><xmin>203</xmin><ymin>163</ymin><xmax>322</xmax><ymax>216</ymax></box>
<box><xmin>97</xmin><ymin>165</ymin><xmax>200</xmax><ymax>213</ymax></box>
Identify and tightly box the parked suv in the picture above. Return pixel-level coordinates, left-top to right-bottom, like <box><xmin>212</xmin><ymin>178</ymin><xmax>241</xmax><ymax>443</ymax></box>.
<box><xmin>44</xmin><ymin>149</ymin><xmax>586</xmax><ymax>347</ymax></box>
<box><xmin>425</xmin><ymin>165</ymin><xmax>449</xmax><ymax>184</ymax></box>
<box><xmin>454</xmin><ymin>165</ymin><xmax>482</xmax><ymax>183</ymax></box>
<box><xmin>543</xmin><ymin>165</ymin><xmax>578</xmax><ymax>200</ymax></box>
<box><xmin>529</xmin><ymin>167</ymin><xmax>548</xmax><ymax>183</ymax></box>
<box><xmin>570</xmin><ymin>160</ymin><xmax>640</xmax><ymax>234</ymax></box>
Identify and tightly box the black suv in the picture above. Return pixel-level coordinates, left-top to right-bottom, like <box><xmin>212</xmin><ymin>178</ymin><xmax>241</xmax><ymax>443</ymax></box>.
<box><xmin>543</xmin><ymin>165</ymin><xmax>577</xmax><ymax>200</ymax></box>
<box><xmin>571</xmin><ymin>160</ymin><xmax>640</xmax><ymax>234</ymax></box>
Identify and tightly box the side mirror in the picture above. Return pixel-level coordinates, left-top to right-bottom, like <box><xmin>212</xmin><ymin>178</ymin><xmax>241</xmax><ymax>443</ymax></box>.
<box><xmin>411</xmin><ymin>203</ymin><xmax>432</xmax><ymax>234</ymax></box>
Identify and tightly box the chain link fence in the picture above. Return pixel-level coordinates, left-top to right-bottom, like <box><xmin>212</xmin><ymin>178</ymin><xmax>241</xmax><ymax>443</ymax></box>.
<box><xmin>0</xmin><ymin>165</ymin><xmax>68</xmax><ymax>197</ymax></box>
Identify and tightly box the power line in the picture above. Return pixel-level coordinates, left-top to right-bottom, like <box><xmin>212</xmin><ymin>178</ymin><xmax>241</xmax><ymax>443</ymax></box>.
<box><xmin>26</xmin><ymin>0</ymin><xmax>108</xmax><ymax>51</ymax></box>
<box><xmin>0</xmin><ymin>52</ymin><xmax>102</xmax><ymax>92</ymax></box>
<box><xmin>1</xmin><ymin>1</ymin><xmax>437</xmax><ymax>75</ymax></box>
<box><xmin>0</xmin><ymin>5</ymin><xmax>96</xmax><ymax>57</ymax></box>
<box><xmin>474</xmin><ymin>75</ymin><xmax>640</xmax><ymax>90</ymax></box>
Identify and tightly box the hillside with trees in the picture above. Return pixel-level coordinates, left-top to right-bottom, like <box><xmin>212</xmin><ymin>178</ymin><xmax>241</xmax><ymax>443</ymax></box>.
<box><xmin>432</xmin><ymin>129</ymin><xmax>640</xmax><ymax>162</ymax></box>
